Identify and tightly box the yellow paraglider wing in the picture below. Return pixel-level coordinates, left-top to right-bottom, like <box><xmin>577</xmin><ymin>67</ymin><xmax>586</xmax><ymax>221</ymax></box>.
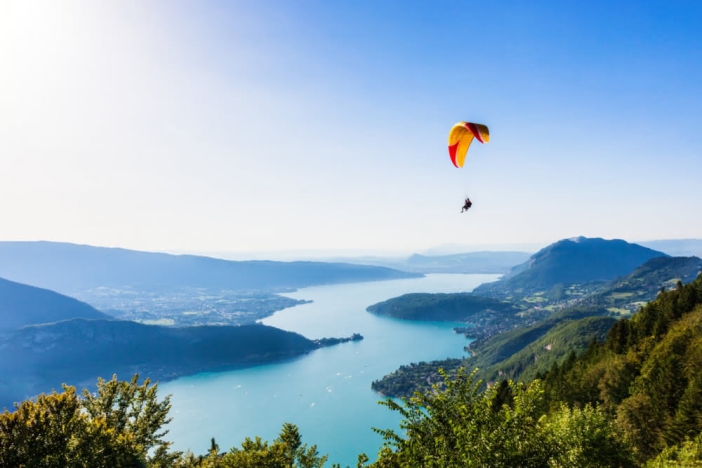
<box><xmin>447</xmin><ymin>122</ymin><xmax>490</xmax><ymax>168</ymax></box>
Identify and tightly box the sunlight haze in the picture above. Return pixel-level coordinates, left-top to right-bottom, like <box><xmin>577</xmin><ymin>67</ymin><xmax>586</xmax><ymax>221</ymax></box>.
<box><xmin>1</xmin><ymin>0</ymin><xmax>701</xmax><ymax>253</ymax></box>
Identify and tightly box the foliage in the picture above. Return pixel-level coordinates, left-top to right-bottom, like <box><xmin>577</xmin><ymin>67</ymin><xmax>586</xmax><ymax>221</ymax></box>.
<box><xmin>648</xmin><ymin>432</ymin><xmax>702</xmax><ymax>467</ymax></box>
<box><xmin>541</xmin><ymin>273</ymin><xmax>702</xmax><ymax>462</ymax></box>
<box><xmin>370</xmin><ymin>368</ymin><xmax>633</xmax><ymax>468</ymax></box>
<box><xmin>485</xmin><ymin>316</ymin><xmax>616</xmax><ymax>382</ymax></box>
<box><xmin>81</xmin><ymin>374</ymin><xmax>179</xmax><ymax>466</ymax></box>
<box><xmin>366</xmin><ymin>292</ymin><xmax>517</xmax><ymax>321</ymax></box>
<box><xmin>0</xmin><ymin>384</ymin><xmax>144</xmax><ymax>467</ymax></box>
<box><xmin>172</xmin><ymin>424</ymin><xmax>336</xmax><ymax>468</ymax></box>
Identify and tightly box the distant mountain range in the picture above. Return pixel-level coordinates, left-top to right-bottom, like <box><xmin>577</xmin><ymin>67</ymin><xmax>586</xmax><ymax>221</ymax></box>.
<box><xmin>474</xmin><ymin>237</ymin><xmax>667</xmax><ymax>297</ymax></box>
<box><xmin>297</xmin><ymin>251</ymin><xmax>532</xmax><ymax>274</ymax></box>
<box><xmin>0</xmin><ymin>241</ymin><xmax>420</xmax><ymax>296</ymax></box>
<box><xmin>0</xmin><ymin>277</ymin><xmax>109</xmax><ymax>331</ymax></box>
<box><xmin>639</xmin><ymin>239</ymin><xmax>702</xmax><ymax>257</ymax></box>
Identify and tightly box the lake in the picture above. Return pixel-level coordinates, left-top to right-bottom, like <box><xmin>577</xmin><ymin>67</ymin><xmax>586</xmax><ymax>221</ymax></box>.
<box><xmin>161</xmin><ymin>273</ymin><xmax>500</xmax><ymax>466</ymax></box>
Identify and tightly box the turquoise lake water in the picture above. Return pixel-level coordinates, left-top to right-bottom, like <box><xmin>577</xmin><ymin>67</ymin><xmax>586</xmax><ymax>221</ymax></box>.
<box><xmin>160</xmin><ymin>273</ymin><xmax>500</xmax><ymax>466</ymax></box>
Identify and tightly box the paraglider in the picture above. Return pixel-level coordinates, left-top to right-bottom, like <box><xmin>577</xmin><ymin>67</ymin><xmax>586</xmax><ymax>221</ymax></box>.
<box><xmin>448</xmin><ymin>122</ymin><xmax>489</xmax><ymax>213</ymax></box>
<box><xmin>447</xmin><ymin>122</ymin><xmax>489</xmax><ymax>168</ymax></box>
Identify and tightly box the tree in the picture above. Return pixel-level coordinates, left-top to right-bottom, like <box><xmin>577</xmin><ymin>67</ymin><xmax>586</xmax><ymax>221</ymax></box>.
<box><xmin>370</xmin><ymin>367</ymin><xmax>634</xmax><ymax>468</ymax></box>
<box><xmin>81</xmin><ymin>373</ymin><xmax>180</xmax><ymax>466</ymax></box>
<box><xmin>220</xmin><ymin>423</ymin><xmax>332</xmax><ymax>468</ymax></box>
<box><xmin>0</xmin><ymin>385</ymin><xmax>144</xmax><ymax>467</ymax></box>
<box><xmin>546</xmin><ymin>403</ymin><xmax>635</xmax><ymax>468</ymax></box>
<box><xmin>371</xmin><ymin>368</ymin><xmax>552</xmax><ymax>467</ymax></box>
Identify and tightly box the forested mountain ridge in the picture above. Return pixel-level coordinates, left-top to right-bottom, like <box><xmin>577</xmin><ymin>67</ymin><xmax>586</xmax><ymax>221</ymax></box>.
<box><xmin>478</xmin><ymin>316</ymin><xmax>617</xmax><ymax>382</ymax></box>
<box><xmin>0</xmin><ymin>277</ymin><xmax>109</xmax><ymax>331</ymax></box>
<box><xmin>539</xmin><ymin>272</ymin><xmax>702</xmax><ymax>462</ymax></box>
<box><xmin>366</xmin><ymin>293</ymin><xmax>518</xmax><ymax>322</ymax></box>
<box><xmin>0</xmin><ymin>318</ymin><xmax>360</xmax><ymax>408</ymax></box>
<box><xmin>0</xmin><ymin>241</ymin><xmax>420</xmax><ymax>295</ymax></box>
<box><xmin>474</xmin><ymin>236</ymin><xmax>667</xmax><ymax>299</ymax></box>
<box><xmin>640</xmin><ymin>238</ymin><xmax>702</xmax><ymax>258</ymax></box>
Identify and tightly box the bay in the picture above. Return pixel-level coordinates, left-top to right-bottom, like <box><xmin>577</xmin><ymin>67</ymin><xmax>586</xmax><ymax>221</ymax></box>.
<box><xmin>161</xmin><ymin>273</ymin><xmax>499</xmax><ymax>466</ymax></box>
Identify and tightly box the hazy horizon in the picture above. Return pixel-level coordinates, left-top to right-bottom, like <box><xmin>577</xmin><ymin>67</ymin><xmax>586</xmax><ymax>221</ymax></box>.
<box><xmin>2</xmin><ymin>236</ymin><xmax>702</xmax><ymax>263</ymax></box>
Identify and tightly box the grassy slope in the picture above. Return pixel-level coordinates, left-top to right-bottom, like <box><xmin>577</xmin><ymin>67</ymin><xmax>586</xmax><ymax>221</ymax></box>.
<box><xmin>482</xmin><ymin>316</ymin><xmax>617</xmax><ymax>382</ymax></box>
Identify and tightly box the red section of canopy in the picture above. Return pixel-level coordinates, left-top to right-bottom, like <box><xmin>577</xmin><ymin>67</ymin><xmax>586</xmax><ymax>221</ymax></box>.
<box><xmin>466</xmin><ymin>122</ymin><xmax>485</xmax><ymax>144</ymax></box>
<box><xmin>448</xmin><ymin>142</ymin><xmax>460</xmax><ymax>167</ymax></box>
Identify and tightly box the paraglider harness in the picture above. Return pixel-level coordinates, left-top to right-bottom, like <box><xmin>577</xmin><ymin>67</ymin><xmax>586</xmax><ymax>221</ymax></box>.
<box><xmin>461</xmin><ymin>198</ymin><xmax>472</xmax><ymax>213</ymax></box>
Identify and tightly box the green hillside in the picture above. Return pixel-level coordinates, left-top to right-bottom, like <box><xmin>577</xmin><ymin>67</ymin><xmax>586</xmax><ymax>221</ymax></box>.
<box><xmin>371</xmin><ymin>304</ymin><xmax>613</xmax><ymax>399</ymax></box>
<box><xmin>366</xmin><ymin>292</ymin><xmax>517</xmax><ymax>322</ymax></box>
<box><xmin>540</xmin><ymin>273</ymin><xmax>702</xmax><ymax>462</ymax></box>
<box><xmin>482</xmin><ymin>316</ymin><xmax>616</xmax><ymax>382</ymax></box>
<box><xmin>371</xmin><ymin>255</ymin><xmax>699</xmax><ymax>400</ymax></box>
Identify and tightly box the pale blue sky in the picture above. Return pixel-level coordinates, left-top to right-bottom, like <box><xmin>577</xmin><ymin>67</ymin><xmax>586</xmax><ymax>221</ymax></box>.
<box><xmin>1</xmin><ymin>1</ymin><xmax>700</xmax><ymax>254</ymax></box>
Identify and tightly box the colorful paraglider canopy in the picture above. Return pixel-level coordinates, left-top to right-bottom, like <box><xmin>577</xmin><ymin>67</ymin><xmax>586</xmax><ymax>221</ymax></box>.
<box><xmin>447</xmin><ymin>122</ymin><xmax>490</xmax><ymax>168</ymax></box>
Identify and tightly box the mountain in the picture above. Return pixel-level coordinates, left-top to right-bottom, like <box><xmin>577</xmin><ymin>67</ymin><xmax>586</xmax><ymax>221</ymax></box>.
<box><xmin>474</xmin><ymin>237</ymin><xmax>667</xmax><ymax>298</ymax></box>
<box><xmin>467</xmin><ymin>256</ymin><xmax>702</xmax><ymax>380</ymax></box>
<box><xmin>0</xmin><ymin>277</ymin><xmax>109</xmax><ymax>331</ymax></box>
<box><xmin>401</xmin><ymin>251</ymin><xmax>532</xmax><ymax>274</ymax></box>
<box><xmin>418</xmin><ymin>243</ymin><xmax>544</xmax><ymax>256</ymax></box>
<box><xmin>371</xmin><ymin>255</ymin><xmax>699</xmax><ymax>399</ymax></box>
<box><xmin>0</xmin><ymin>241</ymin><xmax>420</xmax><ymax>296</ymax></box>
<box><xmin>639</xmin><ymin>239</ymin><xmax>702</xmax><ymax>257</ymax></box>
<box><xmin>305</xmin><ymin>251</ymin><xmax>532</xmax><ymax>274</ymax></box>
<box><xmin>0</xmin><ymin>318</ymin><xmax>354</xmax><ymax>407</ymax></box>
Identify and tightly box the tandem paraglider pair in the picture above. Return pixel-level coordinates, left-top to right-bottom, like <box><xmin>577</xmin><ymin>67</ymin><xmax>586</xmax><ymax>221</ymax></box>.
<box><xmin>447</xmin><ymin>121</ymin><xmax>489</xmax><ymax>213</ymax></box>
